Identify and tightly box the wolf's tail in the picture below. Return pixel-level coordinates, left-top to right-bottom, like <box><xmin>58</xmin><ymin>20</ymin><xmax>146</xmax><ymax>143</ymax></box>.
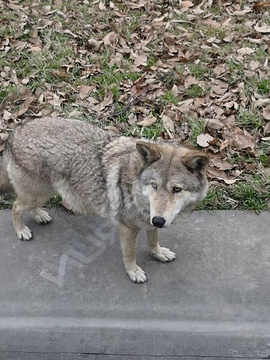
<box><xmin>0</xmin><ymin>155</ymin><xmax>13</xmax><ymax>194</ymax></box>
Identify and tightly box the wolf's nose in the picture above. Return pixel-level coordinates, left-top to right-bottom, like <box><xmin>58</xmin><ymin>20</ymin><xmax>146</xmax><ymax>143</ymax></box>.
<box><xmin>152</xmin><ymin>216</ymin><xmax>166</xmax><ymax>228</ymax></box>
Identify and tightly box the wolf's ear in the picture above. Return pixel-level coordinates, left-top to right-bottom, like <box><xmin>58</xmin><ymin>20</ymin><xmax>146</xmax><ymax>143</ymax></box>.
<box><xmin>136</xmin><ymin>141</ymin><xmax>161</xmax><ymax>165</ymax></box>
<box><xmin>184</xmin><ymin>153</ymin><xmax>209</xmax><ymax>174</ymax></box>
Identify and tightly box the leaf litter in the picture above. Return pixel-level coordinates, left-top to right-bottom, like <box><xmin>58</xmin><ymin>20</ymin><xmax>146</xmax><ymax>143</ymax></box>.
<box><xmin>0</xmin><ymin>0</ymin><xmax>270</xmax><ymax>209</ymax></box>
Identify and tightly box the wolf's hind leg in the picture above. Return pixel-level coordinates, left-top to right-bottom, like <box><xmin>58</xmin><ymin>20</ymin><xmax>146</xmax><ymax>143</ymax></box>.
<box><xmin>8</xmin><ymin>161</ymin><xmax>53</xmax><ymax>240</ymax></box>
<box><xmin>31</xmin><ymin>208</ymin><xmax>52</xmax><ymax>224</ymax></box>
<box><xmin>147</xmin><ymin>228</ymin><xmax>176</xmax><ymax>262</ymax></box>
<box><xmin>119</xmin><ymin>223</ymin><xmax>146</xmax><ymax>283</ymax></box>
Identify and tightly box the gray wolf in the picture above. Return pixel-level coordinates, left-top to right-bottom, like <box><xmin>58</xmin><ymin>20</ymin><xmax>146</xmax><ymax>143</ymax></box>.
<box><xmin>0</xmin><ymin>117</ymin><xmax>209</xmax><ymax>283</ymax></box>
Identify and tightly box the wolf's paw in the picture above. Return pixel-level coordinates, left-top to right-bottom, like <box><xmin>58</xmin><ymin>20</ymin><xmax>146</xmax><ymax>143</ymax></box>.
<box><xmin>152</xmin><ymin>247</ymin><xmax>176</xmax><ymax>262</ymax></box>
<box><xmin>126</xmin><ymin>265</ymin><xmax>147</xmax><ymax>283</ymax></box>
<box><xmin>17</xmin><ymin>226</ymin><xmax>33</xmax><ymax>241</ymax></box>
<box><xmin>33</xmin><ymin>210</ymin><xmax>52</xmax><ymax>225</ymax></box>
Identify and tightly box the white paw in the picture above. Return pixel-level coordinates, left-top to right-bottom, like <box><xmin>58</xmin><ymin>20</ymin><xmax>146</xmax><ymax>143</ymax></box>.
<box><xmin>126</xmin><ymin>265</ymin><xmax>147</xmax><ymax>283</ymax></box>
<box><xmin>152</xmin><ymin>247</ymin><xmax>176</xmax><ymax>262</ymax></box>
<box><xmin>33</xmin><ymin>210</ymin><xmax>52</xmax><ymax>224</ymax></box>
<box><xmin>17</xmin><ymin>226</ymin><xmax>33</xmax><ymax>241</ymax></box>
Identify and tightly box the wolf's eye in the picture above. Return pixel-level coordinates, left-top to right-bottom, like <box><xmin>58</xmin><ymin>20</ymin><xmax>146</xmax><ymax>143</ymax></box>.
<box><xmin>173</xmin><ymin>187</ymin><xmax>182</xmax><ymax>193</ymax></box>
<box><xmin>151</xmin><ymin>182</ymin><xmax>158</xmax><ymax>190</ymax></box>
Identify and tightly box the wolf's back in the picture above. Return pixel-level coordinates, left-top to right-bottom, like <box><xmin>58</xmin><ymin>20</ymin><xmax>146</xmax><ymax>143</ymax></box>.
<box><xmin>0</xmin><ymin>117</ymin><xmax>116</xmax><ymax>194</ymax></box>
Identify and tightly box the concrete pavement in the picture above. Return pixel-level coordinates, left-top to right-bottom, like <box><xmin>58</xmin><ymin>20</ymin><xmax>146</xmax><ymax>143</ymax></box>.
<box><xmin>0</xmin><ymin>209</ymin><xmax>269</xmax><ymax>359</ymax></box>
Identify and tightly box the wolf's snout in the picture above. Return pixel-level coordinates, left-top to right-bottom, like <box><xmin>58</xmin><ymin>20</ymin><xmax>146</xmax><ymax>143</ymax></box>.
<box><xmin>152</xmin><ymin>216</ymin><xmax>166</xmax><ymax>228</ymax></box>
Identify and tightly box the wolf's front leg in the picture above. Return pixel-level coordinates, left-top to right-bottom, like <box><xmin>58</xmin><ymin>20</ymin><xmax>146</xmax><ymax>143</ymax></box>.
<box><xmin>119</xmin><ymin>223</ymin><xmax>146</xmax><ymax>283</ymax></box>
<box><xmin>147</xmin><ymin>228</ymin><xmax>176</xmax><ymax>262</ymax></box>
<box><xmin>12</xmin><ymin>199</ymin><xmax>33</xmax><ymax>241</ymax></box>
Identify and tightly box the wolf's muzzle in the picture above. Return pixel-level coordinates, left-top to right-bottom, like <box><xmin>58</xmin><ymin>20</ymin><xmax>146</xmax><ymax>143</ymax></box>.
<box><xmin>152</xmin><ymin>216</ymin><xmax>166</xmax><ymax>228</ymax></box>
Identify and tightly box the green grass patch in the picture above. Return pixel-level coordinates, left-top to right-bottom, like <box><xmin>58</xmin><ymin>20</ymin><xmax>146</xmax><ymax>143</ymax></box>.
<box><xmin>0</xmin><ymin>45</ymin><xmax>76</xmax><ymax>92</ymax></box>
<box><xmin>186</xmin><ymin>116</ymin><xmax>205</xmax><ymax>146</ymax></box>
<box><xmin>198</xmin><ymin>172</ymin><xmax>270</xmax><ymax>211</ymax></box>
<box><xmin>185</xmin><ymin>84</ymin><xmax>203</xmax><ymax>98</ymax></box>
<box><xmin>231</xmin><ymin>153</ymin><xmax>269</xmax><ymax>167</ymax></box>
<box><xmin>124</xmin><ymin>122</ymin><xmax>164</xmax><ymax>139</ymax></box>
<box><xmin>236</xmin><ymin>107</ymin><xmax>264</xmax><ymax>132</ymax></box>
<box><xmin>257</xmin><ymin>79</ymin><xmax>270</xmax><ymax>95</ymax></box>
<box><xmin>227</xmin><ymin>57</ymin><xmax>245</xmax><ymax>74</ymax></box>
<box><xmin>159</xmin><ymin>91</ymin><xmax>178</xmax><ymax>106</ymax></box>
<box><xmin>0</xmin><ymin>89</ymin><xmax>10</xmax><ymax>105</ymax></box>
<box><xmin>0</xmin><ymin>194</ymin><xmax>15</xmax><ymax>210</ymax></box>
<box><xmin>257</xmin><ymin>141</ymin><xmax>270</xmax><ymax>153</ymax></box>
<box><xmin>88</xmin><ymin>64</ymin><xmax>140</xmax><ymax>101</ymax></box>
<box><xmin>209</xmin><ymin>5</ymin><xmax>222</xmax><ymax>14</ymax></box>
<box><xmin>201</xmin><ymin>26</ymin><xmax>227</xmax><ymax>41</ymax></box>
<box><xmin>46</xmin><ymin>195</ymin><xmax>62</xmax><ymax>208</ymax></box>
<box><xmin>156</xmin><ymin>70</ymin><xmax>180</xmax><ymax>88</ymax></box>
<box><xmin>254</xmin><ymin>47</ymin><xmax>269</xmax><ymax>63</ymax></box>
<box><xmin>187</xmin><ymin>63</ymin><xmax>209</xmax><ymax>80</ymax></box>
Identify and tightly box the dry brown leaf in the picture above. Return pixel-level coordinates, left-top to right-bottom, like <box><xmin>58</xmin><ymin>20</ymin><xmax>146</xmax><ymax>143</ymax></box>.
<box><xmin>262</xmin><ymin>107</ymin><xmax>270</xmax><ymax>120</ymax></box>
<box><xmin>254</xmin><ymin>99</ymin><xmax>270</xmax><ymax>108</ymax></box>
<box><xmin>264</xmin><ymin>122</ymin><xmax>270</xmax><ymax>135</ymax></box>
<box><xmin>213</xmin><ymin>64</ymin><xmax>227</xmax><ymax>76</ymax></box>
<box><xmin>3</xmin><ymin>110</ymin><xmax>12</xmax><ymax>121</ymax></box>
<box><xmin>63</xmin><ymin>29</ymin><xmax>78</xmax><ymax>38</ymax></box>
<box><xmin>253</xmin><ymin>1</ymin><xmax>270</xmax><ymax>11</ymax></box>
<box><xmin>5</xmin><ymin>2</ymin><xmax>21</xmax><ymax>10</ymax></box>
<box><xmin>212</xmin><ymin>80</ymin><xmax>228</xmax><ymax>96</ymax></box>
<box><xmin>249</xmin><ymin>60</ymin><xmax>260</xmax><ymax>70</ymax></box>
<box><xmin>220</xmin><ymin>139</ymin><xmax>229</xmax><ymax>152</ymax></box>
<box><xmin>29</xmin><ymin>45</ymin><xmax>42</xmax><ymax>52</ymax></box>
<box><xmin>171</xmin><ymin>84</ymin><xmax>178</xmax><ymax>97</ymax></box>
<box><xmin>237</xmin><ymin>47</ymin><xmax>255</xmax><ymax>55</ymax></box>
<box><xmin>99</xmin><ymin>1</ymin><xmax>106</xmax><ymax>10</ymax></box>
<box><xmin>137</xmin><ymin>115</ymin><xmax>157</xmax><ymax>127</ymax></box>
<box><xmin>254</xmin><ymin>23</ymin><xmax>270</xmax><ymax>33</ymax></box>
<box><xmin>48</xmin><ymin>94</ymin><xmax>63</xmax><ymax>107</ymax></box>
<box><xmin>206</xmin><ymin>118</ymin><xmax>224</xmax><ymax>131</ymax></box>
<box><xmin>99</xmin><ymin>90</ymin><xmax>114</xmax><ymax>111</ymax></box>
<box><xmin>103</xmin><ymin>125</ymin><xmax>119</xmax><ymax>134</ymax></box>
<box><xmin>184</xmin><ymin>75</ymin><xmax>200</xmax><ymax>88</ymax></box>
<box><xmin>108</xmin><ymin>53</ymin><xmax>123</xmax><ymax>67</ymax></box>
<box><xmin>69</xmin><ymin>109</ymin><xmax>82</xmax><ymax>118</ymax></box>
<box><xmin>79</xmin><ymin>85</ymin><xmax>93</xmax><ymax>100</ymax></box>
<box><xmin>51</xmin><ymin>70</ymin><xmax>68</xmax><ymax>79</ymax></box>
<box><xmin>210</xmin><ymin>156</ymin><xmax>234</xmax><ymax>171</ymax></box>
<box><xmin>134</xmin><ymin>54</ymin><xmax>147</xmax><ymax>67</ymax></box>
<box><xmin>224</xmin><ymin>127</ymin><xmax>255</xmax><ymax>150</ymax></box>
<box><xmin>232</xmin><ymin>9</ymin><xmax>252</xmax><ymax>16</ymax></box>
<box><xmin>178</xmin><ymin>99</ymin><xmax>194</xmax><ymax>113</ymax></box>
<box><xmin>223</xmin><ymin>34</ymin><xmax>234</xmax><ymax>43</ymax></box>
<box><xmin>103</xmin><ymin>32</ymin><xmax>118</xmax><ymax>48</ymax></box>
<box><xmin>197</xmin><ymin>133</ymin><xmax>214</xmax><ymax>148</ymax></box>
<box><xmin>10</xmin><ymin>70</ymin><xmax>19</xmax><ymax>85</ymax></box>
<box><xmin>86</xmin><ymin>97</ymin><xmax>99</xmax><ymax>106</ymax></box>
<box><xmin>162</xmin><ymin>114</ymin><xmax>175</xmax><ymax>139</ymax></box>
<box><xmin>180</xmin><ymin>1</ymin><xmax>194</xmax><ymax>9</ymax></box>
<box><xmin>88</xmin><ymin>38</ymin><xmax>102</xmax><ymax>51</ymax></box>
<box><xmin>194</xmin><ymin>97</ymin><xmax>206</xmax><ymax>108</ymax></box>
<box><xmin>207</xmin><ymin>168</ymin><xmax>239</xmax><ymax>184</ymax></box>
<box><xmin>127</xmin><ymin>113</ymin><xmax>137</xmax><ymax>125</ymax></box>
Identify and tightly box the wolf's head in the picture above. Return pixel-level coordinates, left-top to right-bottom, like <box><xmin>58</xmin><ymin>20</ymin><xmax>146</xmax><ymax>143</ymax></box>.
<box><xmin>135</xmin><ymin>141</ymin><xmax>209</xmax><ymax>228</ymax></box>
